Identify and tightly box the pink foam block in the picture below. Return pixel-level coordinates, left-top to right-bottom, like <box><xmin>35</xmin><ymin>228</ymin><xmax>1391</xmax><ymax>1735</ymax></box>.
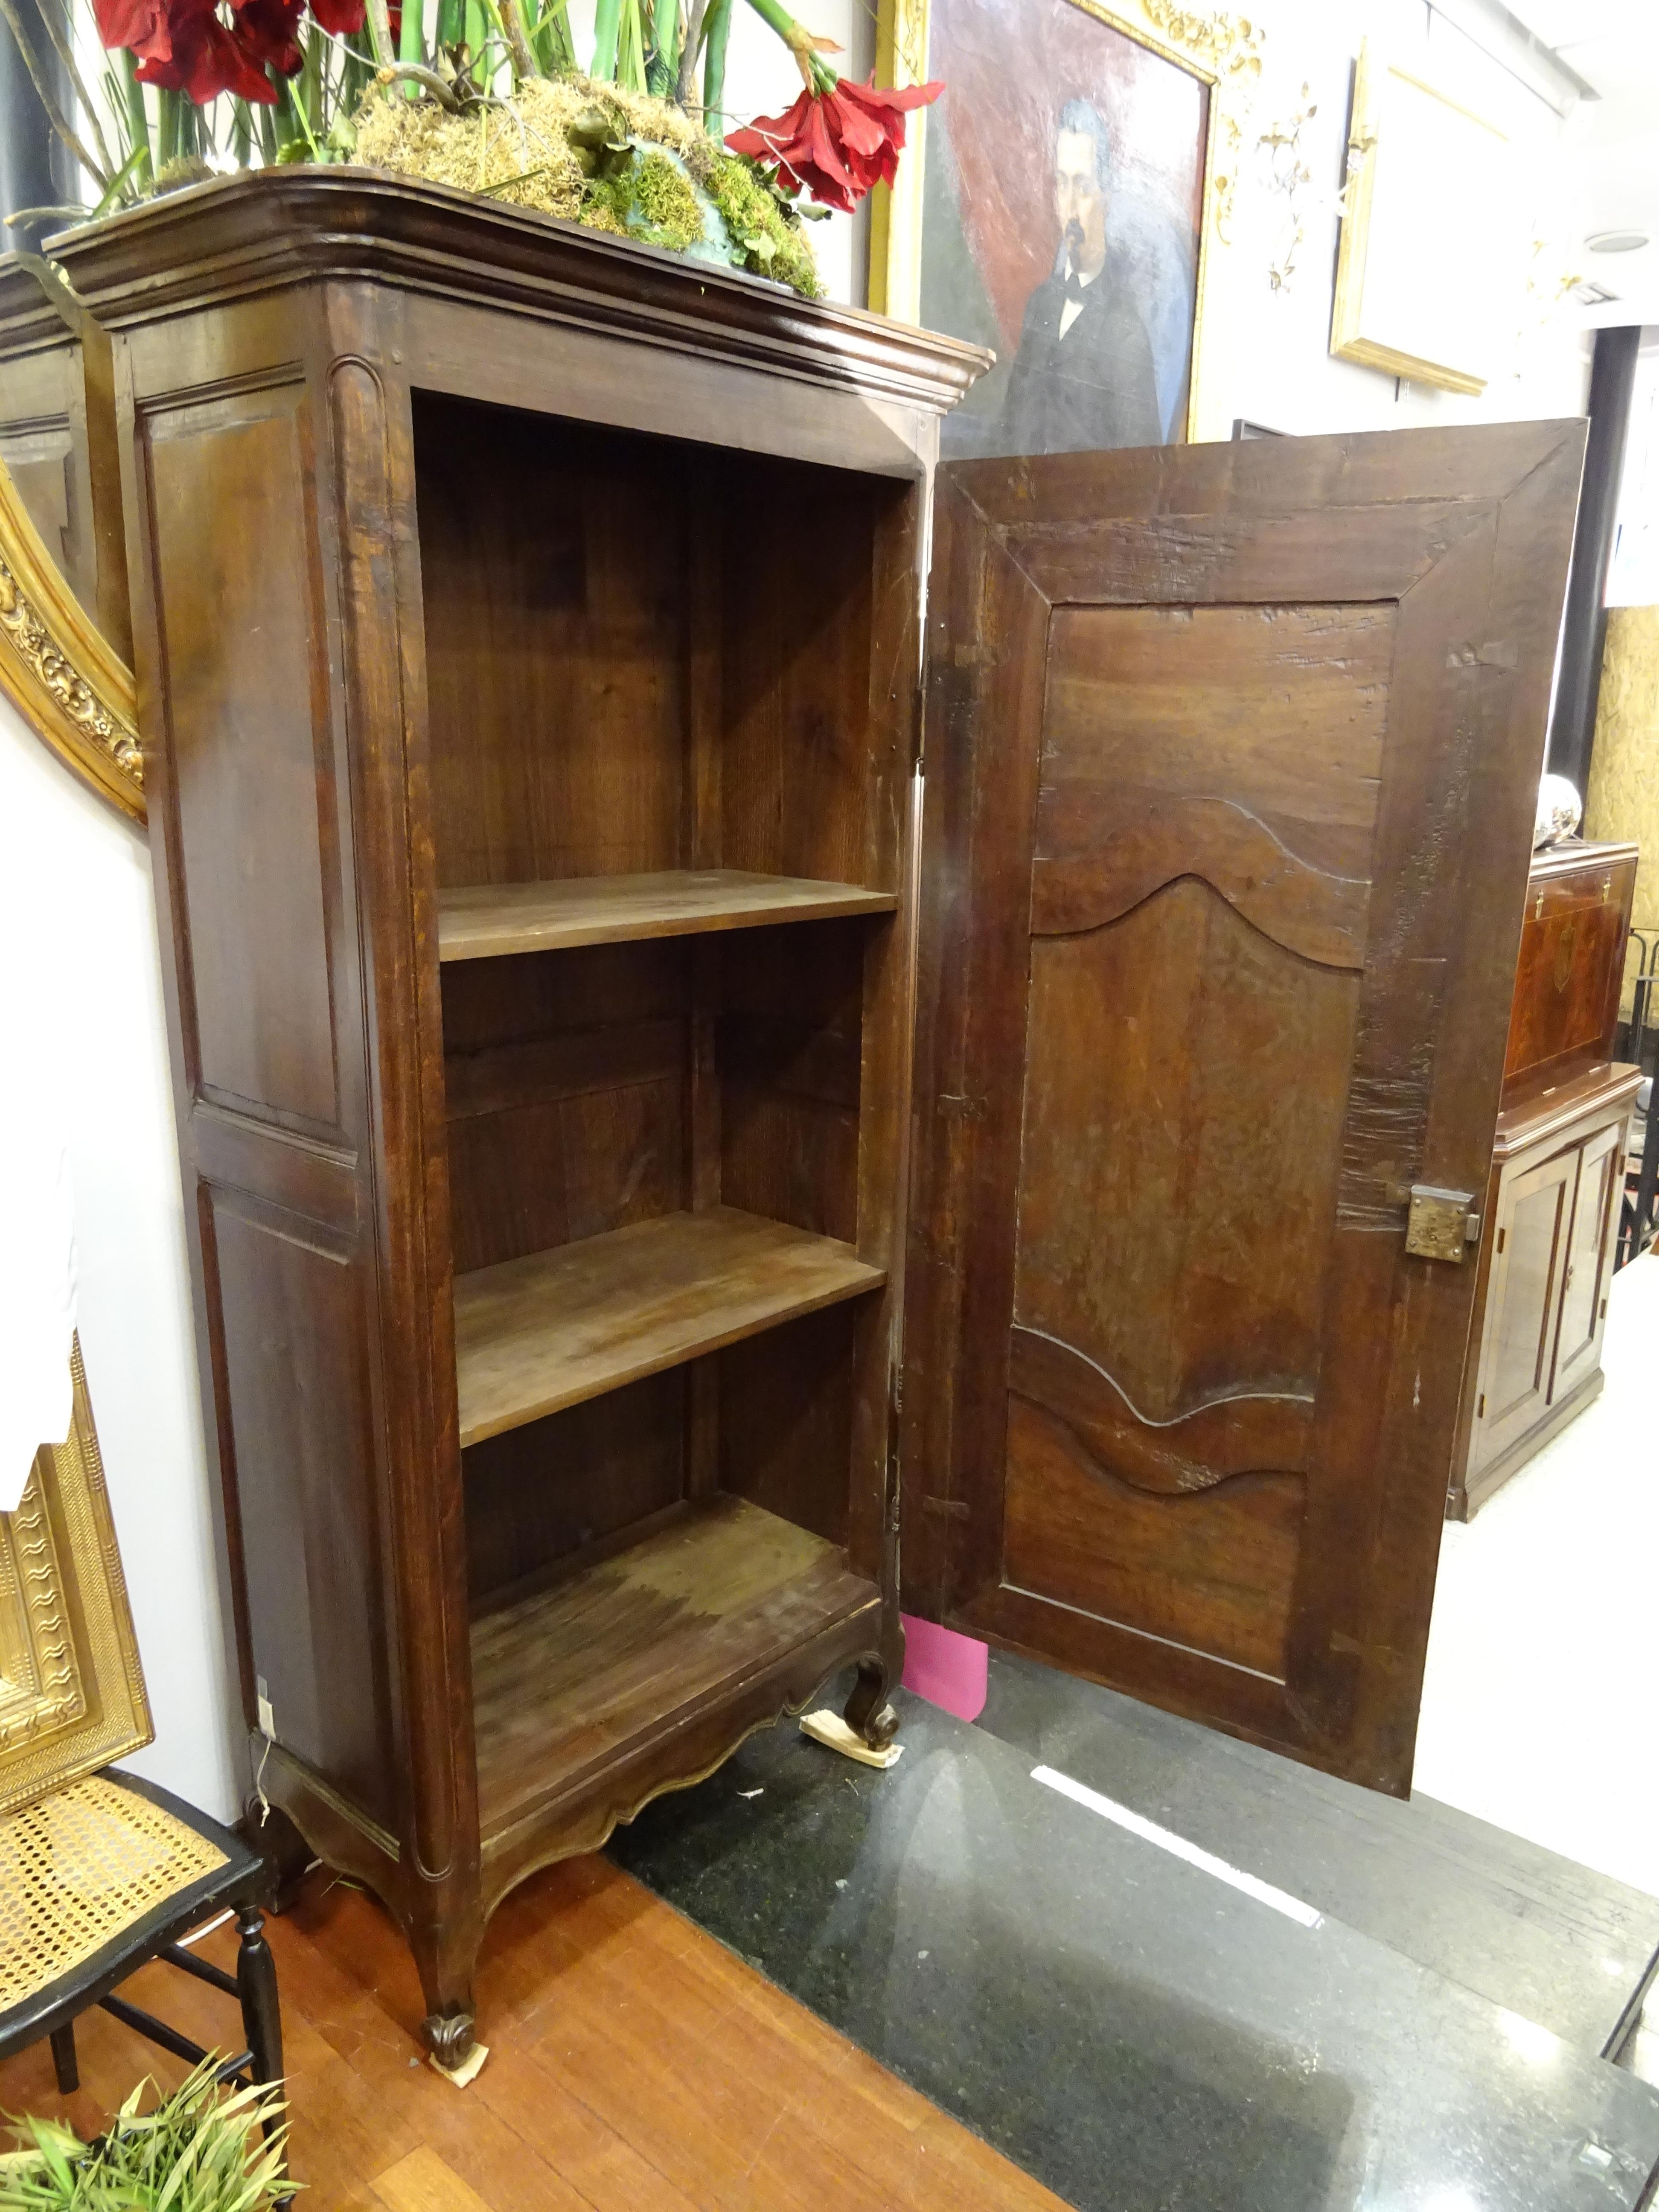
<box><xmin>900</xmin><ymin>1613</ymin><xmax>989</xmax><ymax>1723</ymax></box>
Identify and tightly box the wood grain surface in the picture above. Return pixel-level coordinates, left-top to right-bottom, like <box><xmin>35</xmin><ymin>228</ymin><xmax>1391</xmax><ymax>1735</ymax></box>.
<box><xmin>454</xmin><ymin>1207</ymin><xmax>884</xmax><ymax>1447</ymax></box>
<box><xmin>438</xmin><ymin>871</ymin><xmax>896</xmax><ymax>960</ymax></box>
<box><xmin>0</xmin><ymin>1857</ymin><xmax>1062</xmax><ymax>2212</ymax></box>
<box><xmin>905</xmin><ymin>423</ymin><xmax>1586</xmax><ymax>1796</ymax></box>
<box><xmin>471</xmin><ymin>1495</ymin><xmax>879</xmax><ymax>1835</ymax></box>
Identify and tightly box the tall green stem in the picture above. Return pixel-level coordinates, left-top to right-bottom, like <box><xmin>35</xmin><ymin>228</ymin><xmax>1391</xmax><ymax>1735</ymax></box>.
<box><xmin>701</xmin><ymin>0</ymin><xmax>730</xmax><ymax>122</ymax></box>
<box><xmin>528</xmin><ymin>0</ymin><xmax>573</xmax><ymax>71</ymax></box>
<box><xmin>156</xmin><ymin>84</ymin><xmax>182</xmax><ymax>166</ymax></box>
<box><xmin>398</xmin><ymin>0</ymin><xmax>424</xmax><ymax>96</ymax></box>
<box><xmin>646</xmin><ymin>0</ymin><xmax>676</xmax><ymax>94</ymax></box>
<box><xmin>120</xmin><ymin>51</ymin><xmax>153</xmax><ymax>184</ymax></box>
<box><xmin>590</xmin><ymin>0</ymin><xmax>620</xmax><ymax>79</ymax></box>
<box><xmin>737</xmin><ymin>0</ymin><xmax>835</xmax><ymax>86</ymax></box>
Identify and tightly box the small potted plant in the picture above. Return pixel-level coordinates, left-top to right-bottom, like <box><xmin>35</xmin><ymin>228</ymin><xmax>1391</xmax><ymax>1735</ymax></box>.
<box><xmin>0</xmin><ymin>2058</ymin><xmax>292</xmax><ymax>2209</ymax></box>
<box><xmin>1</xmin><ymin>0</ymin><xmax>940</xmax><ymax>295</ymax></box>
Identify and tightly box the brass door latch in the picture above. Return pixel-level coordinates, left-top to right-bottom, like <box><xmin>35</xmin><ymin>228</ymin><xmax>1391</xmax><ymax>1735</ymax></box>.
<box><xmin>1405</xmin><ymin>1185</ymin><xmax>1481</xmax><ymax>1263</ymax></box>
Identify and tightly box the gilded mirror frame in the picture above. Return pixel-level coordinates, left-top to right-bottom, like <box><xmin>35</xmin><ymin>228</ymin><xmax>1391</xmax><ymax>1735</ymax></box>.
<box><xmin>0</xmin><ymin>451</ymin><xmax>142</xmax><ymax>823</ymax></box>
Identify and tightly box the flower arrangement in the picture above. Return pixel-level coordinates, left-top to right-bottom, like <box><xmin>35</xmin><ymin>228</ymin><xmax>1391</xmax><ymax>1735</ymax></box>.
<box><xmin>0</xmin><ymin>0</ymin><xmax>941</xmax><ymax>296</ymax></box>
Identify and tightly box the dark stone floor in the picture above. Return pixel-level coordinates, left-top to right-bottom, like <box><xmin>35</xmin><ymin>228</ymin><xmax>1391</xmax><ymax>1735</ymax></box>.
<box><xmin>608</xmin><ymin>1658</ymin><xmax>1659</xmax><ymax>2211</ymax></box>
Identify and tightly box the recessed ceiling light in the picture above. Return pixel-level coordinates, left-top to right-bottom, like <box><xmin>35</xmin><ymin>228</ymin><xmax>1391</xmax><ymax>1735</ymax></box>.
<box><xmin>1586</xmin><ymin>229</ymin><xmax>1650</xmax><ymax>254</ymax></box>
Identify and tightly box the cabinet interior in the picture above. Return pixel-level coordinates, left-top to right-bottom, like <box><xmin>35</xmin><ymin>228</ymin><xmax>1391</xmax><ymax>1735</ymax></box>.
<box><xmin>411</xmin><ymin>391</ymin><xmax>903</xmax><ymax>1835</ymax></box>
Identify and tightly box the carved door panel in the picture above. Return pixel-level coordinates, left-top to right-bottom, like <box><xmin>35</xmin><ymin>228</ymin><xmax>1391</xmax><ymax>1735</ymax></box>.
<box><xmin>1470</xmin><ymin>1143</ymin><xmax>1577</xmax><ymax>1479</ymax></box>
<box><xmin>1550</xmin><ymin>1118</ymin><xmax>1624</xmax><ymax>1405</ymax></box>
<box><xmin>905</xmin><ymin>424</ymin><xmax>1584</xmax><ymax>1794</ymax></box>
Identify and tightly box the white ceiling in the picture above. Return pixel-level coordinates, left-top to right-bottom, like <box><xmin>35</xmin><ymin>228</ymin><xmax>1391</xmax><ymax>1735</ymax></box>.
<box><xmin>1499</xmin><ymin>0</ymin><xmax>1659</xmax><ymax>323</ymax></box>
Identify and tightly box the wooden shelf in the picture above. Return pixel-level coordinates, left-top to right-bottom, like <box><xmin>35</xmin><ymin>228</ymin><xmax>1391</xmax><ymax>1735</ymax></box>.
<box><xmin>453</xmin><ymin>1206</ymin><xmax>884</xmax><ymax>1448</ymax></box>
<box><xmin>472</xmin><ymin>1494</ymin><xmax>879</xmax><ymax>1838</ymax></box>
<box><xmin>437</xmin><ymin>869</ymin><xmax>898</xmax><ymax>961</ymax></box>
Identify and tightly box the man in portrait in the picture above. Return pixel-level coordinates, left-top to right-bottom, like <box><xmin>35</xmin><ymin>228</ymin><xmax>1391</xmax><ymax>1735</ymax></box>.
<box><xmin>995</xmin><ymin>98</ymin><xmax>1164</xmax><ymax>455</ymax></box>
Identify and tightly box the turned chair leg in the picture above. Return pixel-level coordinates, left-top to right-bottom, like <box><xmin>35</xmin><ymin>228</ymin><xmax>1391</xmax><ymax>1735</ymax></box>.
<box><xmin>49</xmin><ymin>2023</ymin><xmax>78</xmax><ymax>2095</ymax></box>
<box><xmin>236</xmin><ymin>1904</ymin><xmax>288</xmax><ymax>2194</ymax></box>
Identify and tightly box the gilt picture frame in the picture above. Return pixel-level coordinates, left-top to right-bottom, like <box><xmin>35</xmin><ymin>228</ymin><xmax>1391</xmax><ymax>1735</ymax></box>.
<box><xmin>0</xmin><ymin>1337</ymin><xmax>153</xmax><ymax>1818</ymax></box>
<box><xmin>1330</xmin><ymin>40</ymin><xmax>1513</xmax><ymax>397</ymax></box>
<box><xmin>868</xmin><ymin>0</ymin><xmax>1264</xmax><ymax>449</ymax></box>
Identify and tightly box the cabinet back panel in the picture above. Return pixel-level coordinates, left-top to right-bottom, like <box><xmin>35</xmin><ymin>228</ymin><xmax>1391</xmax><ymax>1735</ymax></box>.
<box><xmin>464</xmin><ymin>1371</ymin><xmax>687</xmax><ymax>1609</ymax></box>
<box><xmin>718</xmin><ymin>1306</ymin><xmax>855</xmax><ymax>1546</ymax></box>
<box><xmin>719</xmin><ymin>458</ymin><xmax>885</xmax><ymax>886</ymax></box>
<box><xmin>442</xmin><ymin>942</ymin><xmax>688</xmax><ymax>1275</ymax></box>
<box><xmin>413</xmin><ymin>393</ymin><xmax>690</xmax><ymax>888</ymax></box>
<box><xmin>718</xmin><ymin>921</ymin><xmax>864</xmax><ymax>1241</ymax></box>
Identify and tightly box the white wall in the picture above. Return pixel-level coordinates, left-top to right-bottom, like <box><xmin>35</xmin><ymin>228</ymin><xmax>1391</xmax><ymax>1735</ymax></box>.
<box><xmin>0</xmin><ymin>699</ymin><xmax>242</xmax><ymax>1823</ymax></box>
<box><xmin>1181</xmin><ymin>0</ymin><xmax>1592</xmax><ymax>439</ymax></box>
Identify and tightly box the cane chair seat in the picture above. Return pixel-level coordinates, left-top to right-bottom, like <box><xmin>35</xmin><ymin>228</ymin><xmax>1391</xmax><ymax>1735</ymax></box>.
<box><xmin>0</xmin><ymin>1776</ymin><xmax>229</xmax><ymax>2012</ymax></box>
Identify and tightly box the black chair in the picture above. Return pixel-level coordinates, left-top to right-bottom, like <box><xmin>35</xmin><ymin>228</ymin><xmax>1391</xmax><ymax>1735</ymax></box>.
<box><xmin>0</xmin><ymin>1769</ymin><xmax>284</xmax><ymax>2176</ymax></box>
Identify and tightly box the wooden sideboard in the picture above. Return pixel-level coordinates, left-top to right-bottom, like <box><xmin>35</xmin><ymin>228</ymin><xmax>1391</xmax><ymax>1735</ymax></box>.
<box><xmin>56</xmin><ymin>168</ymin><xmax>1583</xmax><ymax>2057</ymax></box>
<box><xmin>1448</xmin><ymin>841</ymin><xmax>1641</xmax><ymax>1519</ymax></box>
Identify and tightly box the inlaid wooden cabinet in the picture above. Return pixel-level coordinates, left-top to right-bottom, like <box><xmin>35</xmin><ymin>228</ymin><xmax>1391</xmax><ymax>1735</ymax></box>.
<box><xmin>58</xmin><ymin>172</ymin><xmax>1583</xmax><ymax>2061</ymax></box>
<box><xmin>1448</xmin><ymin>841</ymin><xmax>1641</xmax><ymax>1519</ymax></box>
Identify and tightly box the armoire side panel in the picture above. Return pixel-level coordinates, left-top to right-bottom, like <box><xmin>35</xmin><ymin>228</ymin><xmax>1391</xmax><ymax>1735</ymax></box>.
<box><xmin>143</xmin><ymin>382</ymin><xmax>343</xmax><ymax>1135</ymax></box>
<box><xmin>202</xmin><ymin>1187</ymin><xmax>397</xmax><ymax>1827</ymax></box>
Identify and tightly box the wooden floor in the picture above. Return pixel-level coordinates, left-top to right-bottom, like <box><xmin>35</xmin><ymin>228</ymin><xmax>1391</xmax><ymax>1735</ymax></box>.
<box><xmin>0</xmin><ymin>1852</ymin><xmax>1067</xmax><ymax>2211</ymax></box>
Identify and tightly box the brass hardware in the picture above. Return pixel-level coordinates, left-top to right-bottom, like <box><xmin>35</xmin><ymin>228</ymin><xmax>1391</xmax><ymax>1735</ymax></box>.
<box><xmin>1477</xmin><ymin>1392</ymin><xmax>1486</xmax><ymax>1419</ymax></box>
<box><xmin>1496</xmin><ymin>1226</ymin><xmax>1506</xmax><ymax>1254</ymax></box>
<box><xmin>1600</xmin><ymin>1296</ymin><xmax>1608</xmax><ymax>1320</ymax></box>
<box><xmin>1405</xmin><ymin>1185</ymin><xmax>1478</xmax><ymax>1263</ymax></box>
<box><xmin>1534</xmin><ymin>891</ymin><xmax>1544</xmax><ymax>920</ymax></box>
<box><xmin>1601</xmin><ymin>876</ymin><xmax>1612</xmax><ymax>902</ymax></box>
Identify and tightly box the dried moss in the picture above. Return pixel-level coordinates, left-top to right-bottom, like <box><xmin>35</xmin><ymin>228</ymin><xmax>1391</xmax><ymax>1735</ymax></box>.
<box><xmin>349</xmin><ymin>72</ymin><xmax>821</xmax><ymax>296</ymax></box>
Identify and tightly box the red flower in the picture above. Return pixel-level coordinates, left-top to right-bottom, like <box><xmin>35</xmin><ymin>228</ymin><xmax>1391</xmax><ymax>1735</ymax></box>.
<box><xmin>726</xmin><ymin>76</ymin><xmax>942</xmax><ymax>212</ymax></box>
<box><xmin>234</xmin><ymin>0</ymin><xmax>305</xmax><ymax>73</ymax></box>
<box><xmin>93</xmin><ymin>0</ymin><xmax>174</xmax><ymax>62</ymax></box>
<box><xmin>308</xmin><ymin>0</ymin><xmax>366</xmax><ymax>33</ymax></box>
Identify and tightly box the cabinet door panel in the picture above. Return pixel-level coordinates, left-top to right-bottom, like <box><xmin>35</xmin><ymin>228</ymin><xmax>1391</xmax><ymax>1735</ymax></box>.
<box><xmin>905</xmin><ymin>423</ymin><xmax>1583</xmax><ymax>1794</ymax></box>
<box><xmin>1473</xmin><ymin>1145</ymin><xmax>1575</xmax><ymax>1473</ymax></box>
<box><xmin>1551</xmin><ymin>1118</ymin><xmax>1624</xmax><ymax>1405</ymax></box>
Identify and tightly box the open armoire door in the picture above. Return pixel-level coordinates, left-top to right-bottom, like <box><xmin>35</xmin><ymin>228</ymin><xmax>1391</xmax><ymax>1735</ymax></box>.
<box><xmin>901</xmin><ymin>422</ymin><xmax>1585</xmax><ymax>1796</ymax></box>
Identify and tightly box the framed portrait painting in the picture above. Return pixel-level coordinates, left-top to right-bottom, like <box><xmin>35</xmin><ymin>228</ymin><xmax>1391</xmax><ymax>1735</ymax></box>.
<box><xmin>870</xmin><ymin>0</ymin><xmax>1262</xmax><ymax>456</ymax></box>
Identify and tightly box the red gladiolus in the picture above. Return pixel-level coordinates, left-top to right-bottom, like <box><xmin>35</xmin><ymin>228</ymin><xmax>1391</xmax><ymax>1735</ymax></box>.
<box><xmin>726</xmin><ymin>74</ymin><xmax>942</xmax><ymax>212</ymax></box>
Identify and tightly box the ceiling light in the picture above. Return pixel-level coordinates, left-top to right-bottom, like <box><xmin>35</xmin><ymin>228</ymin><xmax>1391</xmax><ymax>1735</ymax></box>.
<box><xmin>1586</xmin><ymin>230</ymin><xmax>1650</xmax><ymax>254</ymax></box>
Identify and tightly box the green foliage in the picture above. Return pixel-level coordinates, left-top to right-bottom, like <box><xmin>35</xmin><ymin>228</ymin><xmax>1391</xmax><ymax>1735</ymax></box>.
<box><xmin>706</xmin><ymin>150</ymin><xmax>822</xmax><ymax>294</ymax></box>
<box><xmin>0</xmin><ymin>2060</ymin><xmax>292</xmax><ymax>2212</ymax></box>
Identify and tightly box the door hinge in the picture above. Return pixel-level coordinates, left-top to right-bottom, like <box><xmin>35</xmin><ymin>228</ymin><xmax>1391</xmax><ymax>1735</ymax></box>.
<box><xmin>1405</xmin><ymin>1185</ymin><xmax>1479</xmax><ymax>1263</ymax></box>
<box><xmin>1599</xmin><ymin>1295</ymin><xmax>1608</xmax><ymax>1320</ymax></box>
<box><xmin>1496</xmin><ymin>1226</ymin><xmax>1506</xmax><ymax>1254</ymax></box>
<box><xmin>1477</xmin><ymin>1392</ymin><xmax>1486</xmax><ymax>1419</ymax></box>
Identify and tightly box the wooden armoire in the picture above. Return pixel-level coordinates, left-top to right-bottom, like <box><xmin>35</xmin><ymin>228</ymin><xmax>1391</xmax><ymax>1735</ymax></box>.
<box><xmin>57</xmin><ymin>170</ymin><xmax>1583</xmax><ymax>2064</ymax></box>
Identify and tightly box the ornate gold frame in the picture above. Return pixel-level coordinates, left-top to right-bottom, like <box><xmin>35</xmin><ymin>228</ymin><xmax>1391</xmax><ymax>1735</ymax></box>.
<box><xmin>867</xmin><ymin>0</ymin><xmax>1263</xmax><ymax>442</ymax></box>
<box><xmin>0</xmin><ymin>452</ymin><xmax>143</xmax><ymax>824</ymax></box>
<box><xmin>0</xmin><ymin>1336</ymin><xmax>153</xmax><ymax>1817</ymax></box>
<box><xmin>1330</xmin><ymin>40</ymin><xmax>1504</xmax><ymax>396</ymax></box>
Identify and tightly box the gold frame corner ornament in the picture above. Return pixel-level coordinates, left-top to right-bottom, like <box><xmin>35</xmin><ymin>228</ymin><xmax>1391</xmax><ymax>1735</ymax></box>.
<box><xmin>0</xmin><ymin>454</ymin><xmax>144</xmax><ymax>825</ymax></box>
<box><xmin>0</xmin><ymin>1336</ymin><xmax>154</xmax><ymax>1819</ymax></box>
<box><xmin>866</xmin><ymin>0</ymin><xmax>1264</xmax><ymax>442</ymax></box>
<box><xmin>1330</xmin><ymin>38</ymin><xmax>1502</xmax><ymax>398</ymax></box>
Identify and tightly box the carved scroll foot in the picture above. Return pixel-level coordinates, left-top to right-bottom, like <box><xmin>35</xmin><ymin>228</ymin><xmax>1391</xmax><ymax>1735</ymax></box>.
<box><xmin>421</xmin><ymin>2007</ymin><xmax>478</xmax><ymax>2070</ymax></box>
<box><xmin>843</xmin><ymin>1657</ymin><xmax>899</xmax><ymax>1751</ymax></box>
